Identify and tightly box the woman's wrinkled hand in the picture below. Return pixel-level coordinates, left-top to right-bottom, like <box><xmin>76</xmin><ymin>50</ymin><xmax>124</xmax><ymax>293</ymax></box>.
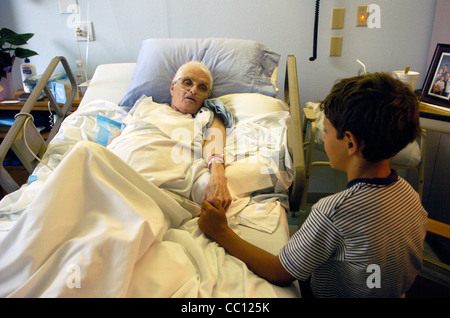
<box><xmin>202</xmin><ymin>162</ymin><xmax>232</xmax><ymax>212</ymax></box>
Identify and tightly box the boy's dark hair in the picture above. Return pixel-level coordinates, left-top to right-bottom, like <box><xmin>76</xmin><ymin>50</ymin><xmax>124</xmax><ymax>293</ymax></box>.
<box><xmin>320</xmin><ymin>72</ymin><xmax>421</xmax><ymax>162</ymax></box>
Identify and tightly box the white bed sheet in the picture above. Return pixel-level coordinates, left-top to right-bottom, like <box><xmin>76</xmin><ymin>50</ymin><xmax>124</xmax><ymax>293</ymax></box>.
<box><xmin>0</xmin><ymin>141</ymin><xmax>298</xmax><ymax>297</ymax></box>
<box><xmin>0</xmin><ymin>63</ymin><xmax>300</xmax><ymax>298</ymax></box>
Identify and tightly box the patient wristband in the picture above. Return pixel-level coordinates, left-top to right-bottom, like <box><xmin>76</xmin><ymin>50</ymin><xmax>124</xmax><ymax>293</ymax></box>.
<box><xmin>207</xmin><ymin>153</ymin><xmax>224</xmax><ymax>169</ymax></box>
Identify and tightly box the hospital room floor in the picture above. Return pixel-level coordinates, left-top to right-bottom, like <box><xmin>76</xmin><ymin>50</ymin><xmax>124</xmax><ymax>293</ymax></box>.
<box><xmin>287</xmin><ymin>211</ymin><xmax>450</xmax><ymax>298</ymax></box>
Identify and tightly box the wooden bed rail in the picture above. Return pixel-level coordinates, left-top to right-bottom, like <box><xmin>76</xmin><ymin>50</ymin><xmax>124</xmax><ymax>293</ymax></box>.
<box><xmin>284</xmin><ymin>55</ymin><xmax>306</xmax><ymax>212</ymax></box>
<box><xmin>0</xmin><ymin>56</ymin><xmax>77</xmax><ymax>193</ymax></box>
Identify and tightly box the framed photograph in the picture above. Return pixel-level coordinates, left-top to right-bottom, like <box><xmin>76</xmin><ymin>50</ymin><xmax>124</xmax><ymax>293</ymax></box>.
<box><xmin>421</xmin><ymin>43</ymin><xmax>450</xmax><ymax>108</ymax></box>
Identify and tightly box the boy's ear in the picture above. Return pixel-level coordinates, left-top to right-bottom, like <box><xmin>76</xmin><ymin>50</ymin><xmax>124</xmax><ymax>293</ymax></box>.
<box><xmin>344</xmin><ymin>131</ymin><xmax>361</xmax><ymax>156</ymax></box>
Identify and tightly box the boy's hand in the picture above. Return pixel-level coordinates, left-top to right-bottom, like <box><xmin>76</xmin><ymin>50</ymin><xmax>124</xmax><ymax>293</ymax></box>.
<box><xmin>198</xmin><ymin>200</ymin><xmax>295</xmax><ymax>286</ymax></box>
<box><xmin>197</xmin><ymin>201</ymin><xmax>229</xmax><ymax>240</ymax></box>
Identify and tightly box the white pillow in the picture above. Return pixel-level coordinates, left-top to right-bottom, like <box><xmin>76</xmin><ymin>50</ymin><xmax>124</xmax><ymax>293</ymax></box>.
<box><xmin>119</xmin><ymin>38</ymin><xmax>280</xmax><ymax>107</ymax></box>
<box><xmin>219</xmin><ymin>93</ymin><xmax>293</xmax><ymax>197</ymax></box>
<box><xmin>218</xmin><ymin>93</ymin><xmax>289</xmax><ymax>122</ymax></box>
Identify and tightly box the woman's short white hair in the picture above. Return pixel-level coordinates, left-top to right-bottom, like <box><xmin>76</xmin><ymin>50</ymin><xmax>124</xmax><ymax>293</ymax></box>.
<box><xmin>172</xmin><ymin>61</ymin><xmax>213</xmax><ymax>93</ymax></box>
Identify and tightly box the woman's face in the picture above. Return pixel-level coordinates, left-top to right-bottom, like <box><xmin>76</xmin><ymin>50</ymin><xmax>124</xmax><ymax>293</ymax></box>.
<box><xmin>170</xmin><ymin>65</ymin><xmax>210</xmax><ymax>114</ymax></box>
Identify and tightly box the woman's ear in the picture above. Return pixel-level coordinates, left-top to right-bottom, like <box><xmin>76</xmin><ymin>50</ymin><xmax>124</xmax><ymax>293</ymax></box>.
<box><xmin>170</xmin><ymin>82</ymin><xmax>175</xmax><ymax>96</ymax></box>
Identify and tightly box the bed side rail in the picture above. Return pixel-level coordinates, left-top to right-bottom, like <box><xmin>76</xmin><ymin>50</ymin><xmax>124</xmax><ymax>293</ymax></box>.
<box><xmin>284</xmin><ymin>55</ymin><xmax>306</xmax><ymax>212</ymax></box>
<box><xmin>0</xmin><ymin>56</ymin><xmax>77</xmax><ymax>193</ymax></box>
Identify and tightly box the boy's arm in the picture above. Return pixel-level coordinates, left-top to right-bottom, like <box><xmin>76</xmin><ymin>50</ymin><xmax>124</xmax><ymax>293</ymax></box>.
<box><xmin>198</xmin><ymin>201</ymin><xmax>295</xmax><ymax>286</ymax></box>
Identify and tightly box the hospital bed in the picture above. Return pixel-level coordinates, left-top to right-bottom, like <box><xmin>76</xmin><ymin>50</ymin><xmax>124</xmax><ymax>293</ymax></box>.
<box><xmin>0</xmin><ymin>38</ymin><xmax>305</xmax><ymax>297</ymax></box>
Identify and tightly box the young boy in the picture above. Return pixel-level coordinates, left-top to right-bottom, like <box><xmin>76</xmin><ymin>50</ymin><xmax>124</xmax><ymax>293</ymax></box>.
<box><xmin>198</xmin><ymin>73</ymin><xmax>428</xmax><ymax>298</ymax></box>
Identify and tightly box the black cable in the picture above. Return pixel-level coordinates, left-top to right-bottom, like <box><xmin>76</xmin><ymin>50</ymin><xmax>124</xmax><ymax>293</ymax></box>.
<box><xmin>309</xmin><ymin>0</ymin><xmax>320</xmax><ymax>61</ymax></box>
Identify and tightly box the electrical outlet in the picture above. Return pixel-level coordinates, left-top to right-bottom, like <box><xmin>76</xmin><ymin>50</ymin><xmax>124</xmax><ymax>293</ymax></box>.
<box><xmin>329</xmin><ymin>36</ymin><xmax>343</xmax><ymax>56</ymax></box>
<box><xmin>74</xmin><ymin>21</ymin><xmax>94</xmax><ymax>41</ymax></box>
<box><xmin>356</xmin><ymin>5</ymin><xmax>368</xmax><ymax>27</ymax></box>
<box><xmin>331</xmin><ymin>8</ymin><xmax>345</xmax><ymax>29</ymax></box>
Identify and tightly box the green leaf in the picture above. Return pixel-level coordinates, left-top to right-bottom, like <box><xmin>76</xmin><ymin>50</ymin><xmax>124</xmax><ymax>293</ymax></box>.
<box><xmin>0</xmin><ymin>28</ymin><xmax>37</xmax><ymax>72</ymax></box>
<box><xmin>0</xmin><ymin>28</ymin><xmax>34</xmax><ymax>46</ymax></box>
<box><xmin>14</xmin><ymin>47</ymin><xmax>38</xmax><ymax>59</ymax></box>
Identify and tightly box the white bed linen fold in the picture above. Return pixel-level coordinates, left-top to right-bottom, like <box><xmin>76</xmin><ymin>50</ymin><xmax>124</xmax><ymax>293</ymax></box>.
<box><xmin>107</xmin><ymin>97</ymin><xmax>212</xmax><ymax>199</ymax></box>
<box><xmin>0</xmin><ymin>141</ymin><xmax>298</xmax><ymax>297</ymax></box>
<box><xmin>0</xmin><ymin>95</ymin><xmax>300</xmax><ymax>297</ymax></box>
<box><xmin>0</xmin><ymin>98</ymin><xmax>292</xmax><ymax>236</ymax></box>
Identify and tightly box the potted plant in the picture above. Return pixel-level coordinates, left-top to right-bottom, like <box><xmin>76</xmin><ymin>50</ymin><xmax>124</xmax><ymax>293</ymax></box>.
<box><xmin>0</xmin><ymin>27</ymin><xmax>38</xmax><ymax>99</ymax></box>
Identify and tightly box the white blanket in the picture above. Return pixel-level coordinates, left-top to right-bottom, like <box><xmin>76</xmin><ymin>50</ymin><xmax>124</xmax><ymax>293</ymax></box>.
<box><xmin>0</xmin><ymin>97</ymin><xmax>299</xmax><ymax>297</ymax></box>
<box><xmin>0</xmin><ymin>141</ymin><xmax>298</xmax><ymax>297</ymax></box>
<box><xmin>107</xmin><ymin>96</ymin><xmax>212</xmax><ymax>199</ymax></box>
<box><xmin>0</xmin><ymin>98</ymin><xmax>293</xmax><ymax>234</ymax></box>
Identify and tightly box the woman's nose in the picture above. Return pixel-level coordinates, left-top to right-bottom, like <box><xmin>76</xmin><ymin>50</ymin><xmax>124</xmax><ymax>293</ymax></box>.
<box><xmin>189</xmin><ymin>85</ymin><xmax>199</xmax><ymax>94</ymax></box>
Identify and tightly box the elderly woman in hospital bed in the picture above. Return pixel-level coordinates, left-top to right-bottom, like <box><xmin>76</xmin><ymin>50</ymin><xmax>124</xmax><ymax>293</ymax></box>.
<box><xmin>107</xmin><ymin>61</ymin><xmax>234</xmax><ymax>211</ymax></box>
<box><xmin>0</xmin><ymin>39</ymin><xmax>304</xmax><ymax>298</ymax></box>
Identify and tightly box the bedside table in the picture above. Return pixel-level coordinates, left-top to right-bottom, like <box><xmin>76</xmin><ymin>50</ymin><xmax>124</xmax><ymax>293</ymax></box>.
<box><xmin>0</xmin><ymin>90</ymin><xmax>80</xmax><ymax>196</ymax></box>
<box><xmin>0</xmin><ymin>90</ymin><xmax>80</xmax><ymax>137</ymax></box>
